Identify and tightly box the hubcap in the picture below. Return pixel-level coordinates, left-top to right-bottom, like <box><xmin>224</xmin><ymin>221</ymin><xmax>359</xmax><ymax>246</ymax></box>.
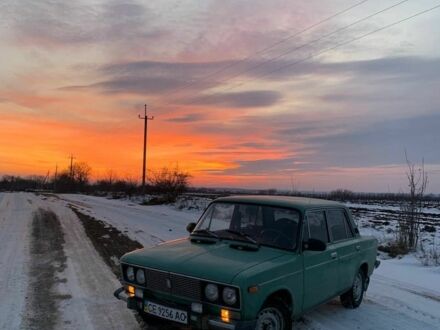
<box><xmin>256</xmin><ymin>307</ymin><xmax>284</xmax><ymax>330</ymax></box>
<box><xmin>353</xmin><ymin>272</ymin><xmax>363</xmax><ymax>302</ymax></box>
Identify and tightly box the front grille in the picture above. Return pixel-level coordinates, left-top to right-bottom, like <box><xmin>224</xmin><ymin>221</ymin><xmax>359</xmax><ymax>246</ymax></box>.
<box><xmin>125</xmin><ymin>265</ymin><xmax>202</xmax><ymax>300</ymax></box>
<box><xmin>145</xmin><ymin>268</ymin><xmax>169</xmax><ymax>294</ymax></box>
<box><xmin>170</xmin><ymin>273</ymin><xmax>201</xmax><ymax>300</ymax></box>
<box><xmin>122</xmin><ymin>264</ymin><xmax>240</xmax><ymax>309</ymax></box>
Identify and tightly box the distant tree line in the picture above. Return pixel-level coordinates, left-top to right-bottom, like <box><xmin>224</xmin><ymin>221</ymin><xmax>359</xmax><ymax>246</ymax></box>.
<box><xmin>188</xmin><ymin>187</ymin><xmax>439</xmax><ymax>203</ymax></box>
<box><xmin>0</xmin><ymin>163</ymin><xmax>191</xmax><ymax>202</ymax></box>
<box><xmin>291</xmin><ymin>189</ymin><xmax>439</xmax><ymax>203</ymax></box>
<box><xmin>0</xmin><ymin>175</ymin><xmax>51</xmax><ymax>191</ymax></box>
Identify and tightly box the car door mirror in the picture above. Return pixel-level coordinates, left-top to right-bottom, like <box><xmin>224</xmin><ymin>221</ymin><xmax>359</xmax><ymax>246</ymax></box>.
<box><xmin>186</xmin><ymin>222</ymin><xmax>196</xmax><ymax>233</ymax></box>
<box><xmin>303</xmin><ymin>238</ymin><xmax>326</xmax><ymax>251</ymax></box>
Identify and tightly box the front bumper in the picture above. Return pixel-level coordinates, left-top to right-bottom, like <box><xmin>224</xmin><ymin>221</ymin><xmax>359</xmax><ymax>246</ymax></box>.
<box><xmin>207</xmin><ymin>319</ymin><xmax>256</xmax><ymax>330</ymax></box>
<box><xmin>114</xmin><ymin>287</ymin><xmax>256</xmax><ymax>330</ymax></box>
<box><xmin>114</xmin><ymin>287</ymin><xmax>128</xmax><ymax>302</ymax></box>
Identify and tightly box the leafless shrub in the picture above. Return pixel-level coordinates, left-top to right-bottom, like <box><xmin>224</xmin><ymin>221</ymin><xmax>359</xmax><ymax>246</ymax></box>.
<box><xmin>378</xmin><ymin>242</ymin><xmax>409</xmax><ymax>258</ymax></box>
<box><xmin>396</xmin><ymin>152</ymin><xmax>428</xmax><ymax>251</ymax></box>
<box><xmin>148</xmin><ymin>166</ymin><xmax>191</xmax><ymax>203</ymax></box>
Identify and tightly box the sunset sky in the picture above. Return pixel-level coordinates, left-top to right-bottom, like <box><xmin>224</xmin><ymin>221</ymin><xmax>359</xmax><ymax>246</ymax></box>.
<box><xmin>1</xmin><ymin>0</ymin><xmax>440</xmax><ymax>192</ymax></box>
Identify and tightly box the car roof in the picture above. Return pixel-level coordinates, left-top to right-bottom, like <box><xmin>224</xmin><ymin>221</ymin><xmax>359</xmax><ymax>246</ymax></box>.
<box><xmin>214</xmin><ymin>195</ymin><xmax>345</xmax><ymax>213</ymax></box>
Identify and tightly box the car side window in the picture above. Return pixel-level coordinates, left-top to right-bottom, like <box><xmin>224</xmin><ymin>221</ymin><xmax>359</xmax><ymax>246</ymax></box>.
<box><xmin>326</xmin><ymin>209</ymin><xmax>353</xmax><ymax>242</ymax></box>
<box><xmin>305</xmin><ymin>211</ymin><xmax>329</xmax><ymax>243</ymax></box>
<box><xmin>236</xmin><ymin>204</ymin><xmax>263</xmax><ymax>228</ymax></box>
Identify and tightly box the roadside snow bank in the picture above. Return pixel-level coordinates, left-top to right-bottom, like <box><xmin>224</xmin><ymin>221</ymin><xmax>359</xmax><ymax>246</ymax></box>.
<box><xmin>60</xmin><ymin>194</ymin><xmax>201</xmax><ymax>247</ymax></box>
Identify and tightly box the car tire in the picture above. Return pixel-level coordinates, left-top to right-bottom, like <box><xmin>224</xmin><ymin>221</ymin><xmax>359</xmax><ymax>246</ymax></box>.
<box><xmin>340</xmin><ymin>269</ymin><xmax>365</xmax><ymax>309</ymax></box>
<box><xmin>256</xmin><ymin>300</ymin><xmax>291</xmax><ymax>330</ymax></box>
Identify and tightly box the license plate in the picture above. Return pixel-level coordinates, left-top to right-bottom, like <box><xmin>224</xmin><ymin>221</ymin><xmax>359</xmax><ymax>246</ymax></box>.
<box><xmin>144</xmin><ymin>301</ymin><xmax>188</xmax><ymax>325</ymax></box>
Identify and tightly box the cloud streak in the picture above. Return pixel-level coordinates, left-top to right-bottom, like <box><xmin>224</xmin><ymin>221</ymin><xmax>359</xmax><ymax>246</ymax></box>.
<box><xmin>61</xmin><ymin>56</ymin><xmax>440</xmax><ymax>100</ymax></box>
<box><xmin>165</xmin><ymin>113</ymin><xmax>206</xmax><ymax>123</ymax></box>
<box><xmin>181</xmin><ymin>90</ymin><xmax>282</xmax><ymax>108</ymax></box>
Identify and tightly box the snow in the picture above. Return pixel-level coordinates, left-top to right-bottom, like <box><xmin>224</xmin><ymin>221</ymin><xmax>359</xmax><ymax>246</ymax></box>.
<box><xmin>1</xmin><ymin>192</ymin><xmax>439</xmax><ymax>329</ymax></box>
<box><xmin>46</xmin><ymin>197</ymin><xmax>139</xmax><ymax>329</ymax></box>
<box><xmin>0</xmin><ymin>193</ymin><xmax>32</xmax><ymax>329</ymax></box>
<box><xmin>345</xmin><ymin>201</ymin><xmax>440</xmax><ymax>215</ymax></box>
<box><xmin>60</xmin><ymin>194</ymin><xmax>200</xmax><ymax>247</ymax></box>
<box><xmin>375</xmin><ymin>255</ymin><xmax>440</xmax><ymax>293</ymax></box>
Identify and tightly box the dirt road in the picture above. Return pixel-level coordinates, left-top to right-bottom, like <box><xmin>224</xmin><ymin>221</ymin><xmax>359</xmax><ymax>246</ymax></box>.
<box><xmin>0</xmin><ymin>193</ymin><xmax>32</xmax><ymax>329</ymax></box>
<box><xmin>0</xmin><ymin>193</ymin><xmax>138</xmax><ymax>330</ymax></box>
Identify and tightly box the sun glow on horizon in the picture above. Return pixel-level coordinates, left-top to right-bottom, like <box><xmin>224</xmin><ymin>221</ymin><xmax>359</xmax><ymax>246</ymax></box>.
<box><xmin>1</xmin><ymin>0</ymin><xmax>440</xmax><ymax>192</ymax></box>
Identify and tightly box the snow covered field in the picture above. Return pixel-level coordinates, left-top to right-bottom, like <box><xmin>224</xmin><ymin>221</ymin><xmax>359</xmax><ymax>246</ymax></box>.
<box><xmin>1</xmin><ymin>192</ymin><xmax>439</xmax><ymax>329</ymax></box>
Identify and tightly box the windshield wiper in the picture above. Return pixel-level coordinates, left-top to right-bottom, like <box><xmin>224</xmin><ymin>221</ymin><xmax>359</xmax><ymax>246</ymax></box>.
<box><xmin>225</xmin><ymin>229</ymin><xmax>259</xmax><ymax>246</ymax></box>
<box><xmin>191</xmin><ymin>229</ymin><xmax>219</xmax><ymax>239</ymax></box>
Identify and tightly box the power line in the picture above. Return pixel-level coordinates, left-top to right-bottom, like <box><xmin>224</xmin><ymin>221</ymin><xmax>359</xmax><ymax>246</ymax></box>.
<box><xmin>202</xmin><ymin>0</ymin><xmax>410</xmax><ymax>92</ymax></box>
<box><xmin>217</xmin><ymin>2</ymin><xmax>440</xmax><ymax>93</ymax></box>
<box><xmin>69</xmin><ymin>154</ymin><xmax>76</xmax><ymax>179</ymax></box>
<box><xmin>155</xmin><ymin>0</ymin><xmax>410</xmax><ymax>108</ymax></box>
<box><xmin>156</xmin><ymin>0</ymin><xmax>370</xmax><ymax>100</ymax></box>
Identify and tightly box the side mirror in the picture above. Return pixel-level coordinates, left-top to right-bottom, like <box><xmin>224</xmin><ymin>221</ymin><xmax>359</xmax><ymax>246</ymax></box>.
<box><xmin>186</xmin><ymin>222</ymin><xmax>196</xmax><ymax>233</ymax></box>
<box><xmin>303</xmin><ymin>238</ymin><xmax>326</xmax><ymax>251</ymax></box>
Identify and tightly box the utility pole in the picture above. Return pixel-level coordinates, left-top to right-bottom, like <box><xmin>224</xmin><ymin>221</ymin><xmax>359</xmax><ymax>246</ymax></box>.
<box><xmin>54</xmin><ymin>164</ymin><xmax>58</xmax><ymax>192</ymax></box>
<box><xmin>138</xmin><ymin>104</ymin><xmax>154</xmax><ymax>195</ymax></box>
<box><xmin>69</xmin><ymin>154</ymin><xmax>76</xmax><ymax>179</ymax></box>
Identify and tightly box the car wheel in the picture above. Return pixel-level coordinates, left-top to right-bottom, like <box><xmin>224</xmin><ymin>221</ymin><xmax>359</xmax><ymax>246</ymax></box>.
<box><xmin>256</xmin><ymin>300</ymin><xmax>290</xmax><ymax>330</ymax></box>
<box><xmin>340</xmin><ymin>269</ymin><xmax>365</xmax><ymax>309</ymax></box>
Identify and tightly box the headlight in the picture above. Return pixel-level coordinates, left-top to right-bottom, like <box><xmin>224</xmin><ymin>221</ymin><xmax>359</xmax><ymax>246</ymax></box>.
<box><xmin>126</xmin><ymin>266</ymin><xmax>135</xmax><ymax>281</ymax></box>
<box><xmin>222</xmin><ymin>287</ymin><xmax>237</xmax><ymax>305</ymax></box>
<box><xmin>136</xmin><ymin>269</ymin><xmax>145</xmax><ymax>284</ymax></box>
<box><xmin>205</xmin><ymin>284</ymin><xmax>219</xmax><ymax>301</ymax></box>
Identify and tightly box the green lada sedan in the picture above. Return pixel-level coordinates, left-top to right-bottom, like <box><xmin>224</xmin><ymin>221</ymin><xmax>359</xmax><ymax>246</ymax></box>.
<box><xmin>114</xmin><ymin>195</ymin><xmax>379</xmax><ymax>330</ymax></box>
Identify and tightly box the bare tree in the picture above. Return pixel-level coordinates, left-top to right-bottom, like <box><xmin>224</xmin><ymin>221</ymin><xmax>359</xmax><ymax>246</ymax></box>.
<box><xmin>105</xmin><ymin>169</ymin><xmax>117</xmax><ymax>186</ymax></box>
<box><xmin>397</xmin><ymin>152</ymin><xmax>428</xmax><ymax>251</ymax></box>
<box><xmin>72</xmin><ymin>162</ymin><xmax>92</xmax><ymax>187</ymax></box>
<box><xmin>53</xmin><ymin>161</ymin><xmax>92</xmax><ymax>193</ymax></box>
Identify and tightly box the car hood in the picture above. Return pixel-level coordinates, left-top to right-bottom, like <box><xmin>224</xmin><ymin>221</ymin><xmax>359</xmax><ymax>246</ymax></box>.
<box><xmin>121</xmin><ymin>238</ymin><xmax>286</xmax><ymax>283</ymax></box>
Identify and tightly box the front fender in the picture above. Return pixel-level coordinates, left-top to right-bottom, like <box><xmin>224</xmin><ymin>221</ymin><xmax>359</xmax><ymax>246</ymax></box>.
<box><xmin>233</xmin><ymin>254</ymin><xmax>303</xmax><ymax>320</ymax></box>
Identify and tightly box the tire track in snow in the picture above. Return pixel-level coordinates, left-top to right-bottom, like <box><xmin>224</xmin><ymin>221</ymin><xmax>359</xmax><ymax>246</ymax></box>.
<box><xmin>0</xmin><ymin>193</ymin><xmax>34</xmax><ymax>330</ymax></box>
<box><xmin>374</xmin><ymin>274</ymin><xmax>440</xmax><ymax>302</ymax></box>
<box><xmin>23</xmin><ymin>208</ymin><xmax>69</xmax><ymax>330</ymax></box>
<box><xmin>45</xmin><ymin>197</ymin><xmax>140</xmax><ymax>330</ymax></box>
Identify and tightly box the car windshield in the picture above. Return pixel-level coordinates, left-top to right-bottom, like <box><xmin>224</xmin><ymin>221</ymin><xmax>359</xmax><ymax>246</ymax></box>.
<box><xmin>193</xmin><ymin>202</ymin><xmax>300</xmax><ymax>251</ymax></box>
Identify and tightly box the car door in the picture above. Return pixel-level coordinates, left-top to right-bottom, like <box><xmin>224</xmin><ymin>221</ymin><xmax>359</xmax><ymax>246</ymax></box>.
<box><xmin>326</xmin><ymin>208</ymin><xmax>358</xmax><ymax>293</ymax></box>
<box><xmin>302</xmin><ymin>210</ymin><xmax>339</xmax><ymax>311</ymax></box>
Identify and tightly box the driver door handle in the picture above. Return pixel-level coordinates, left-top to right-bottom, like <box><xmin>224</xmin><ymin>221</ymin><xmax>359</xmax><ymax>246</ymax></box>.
<box><xmin>330</xmin><ymin>252</ymin><xmax>338</xmax><ymax>259</ymax></box>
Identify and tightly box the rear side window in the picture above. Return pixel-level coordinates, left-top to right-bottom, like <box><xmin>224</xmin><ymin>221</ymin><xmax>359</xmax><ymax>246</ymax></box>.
<box><xmin>273</xmin><ymin>208</ymin><xmax>300</xmax><ymax>224</ymax></box>
<box><xmin>326</xmin><ymin>209</ymin><xmax>353</xmax><ymax>242</ymax></box>
<box><xmin>305</xmin><ymin>211</ymin><xmax>329</xmax><ymax>243</ymax></box>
